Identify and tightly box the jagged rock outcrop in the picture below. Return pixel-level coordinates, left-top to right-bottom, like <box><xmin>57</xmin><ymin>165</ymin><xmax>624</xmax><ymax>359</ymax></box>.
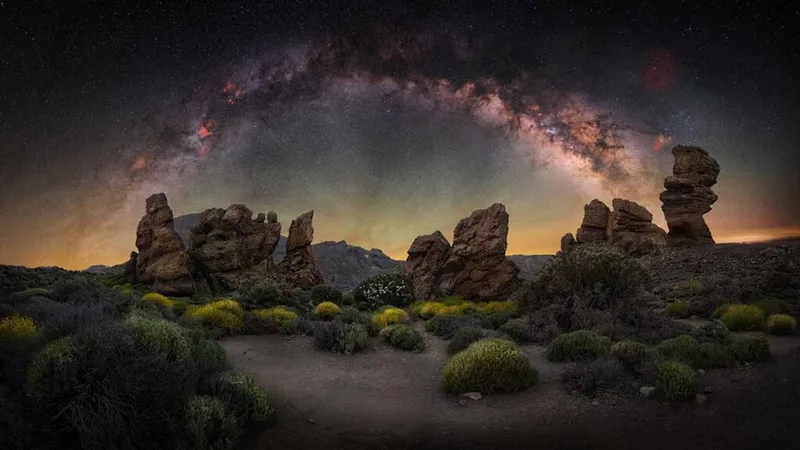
<box><xmin>277</xmin><ymin>210</ymin><xmax>323</xmax><ymax>288</ymax></box>
<box><xmin>576</xmin><ymin>199</ymin><xmax>611</xmax><ymax>244</ymax></box>
<box><xmin>405</xmin><ymin>231</ymin><xmax>451</xmax><ymax>300</ymax></box>
<box><xmin>135</xmin><ymin>193</ymin><xmax>197</xmax><ymax>295</ymax></box>
<box><xmin>189</xmin><ymin>205</ymin><xmax>282</xmax><ymax>290</ymax></box>
<box><xmin>660</xmin><ymin>145</ymin><xmax>720</xmax><ymax>246</ymax></box>
<box><xmin>405</xmin><ymin>203</ymin><xmax>520</xmax><ymax>301</ymax></box>
<box><xmin>121</xmin><ymin>251</ymin><xmax>138</xmax><ymax>283</ymax></box>
<box><xmin>566</xmin><ymin>198</ymin><xmax>667</xmax><ymax>256</ymax></box>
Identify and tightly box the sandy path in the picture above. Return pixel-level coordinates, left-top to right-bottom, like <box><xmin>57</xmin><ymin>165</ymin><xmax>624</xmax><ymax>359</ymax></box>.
<box><xmin>222</xmin><ymin>327</ymin><xmax>800</xmax><ymax>450</ymax></box>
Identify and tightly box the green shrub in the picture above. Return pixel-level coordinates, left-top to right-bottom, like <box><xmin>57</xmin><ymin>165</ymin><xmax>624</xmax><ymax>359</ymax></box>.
<box><xmin>437</xmin><ymin>296</ymin><xmax>466</xmax><ymax>306</ymax></box>
<box><xmin>112</xmin><ymin>283</ymin><xmax>135</xmax><ymax>295</ymax></box>
<box><xmin>477</xmin><ymin>310</ymin><xmax>515</xmax><ymax>329</ymax></box>
<box><xmin>447</xmin><ymin>327</ymin><xmax>485</xmax><ymax>355</ymax></box>
<box><xmin>656</xmin><ymin>335</ymin><xmax>699</xmax><ymax>362</ymax></box>
<box><xmin>756</xmin><ymin>297</ymin><xmax>790</xmax><ymax>316</ymax></box>
<box><xmin>666</xmin><ymin>301</ymin><xmax>690</xmax><ymax>318</ymax></box>
<box><xmin>721</xmin><ymin>304</ymin><xmax>766</xmax><ymax>331</ymax></box>
<box><xmin>437</xmin><ymin>302</ymin><xmax>481</xmax><ymax>316</ymax></box>
<box><xmin>207</xmin><ymin>372</ymin><xmax>276</xmax><ymax>427</ymax></box>
<box><xmin>371</xmin><ymin>306</ymin><xmax>409</xmax><ymax>330</ymax></box>
<box><xmin>124</xmin><ymin>313</ymin><xmax>192</xmax><ymax>361</ymax></box>
<box><xmin>424</xmin><ymin>314</ymin><xmax>483</xmax><ymax>339</ymax></box>
<box><xmin>712</xmin><ymin>304</ymin><xmax>730</xmax><ymax>318</ymax></box>
<box><xmin>141</xmin><ymin>292</ymin><xmax>175</xmax><ymax>309</ymax></box>
<box><xmin>184</xmin><ymin>395</ymin><xmax>241</xmax><ymax>450</ymax></box>
<box><xmin>417</xmin><ymin>301</ymin><xmax>445</xmax><ymax>319</ymax></box>
<box><xmin>689</xmin><ymin>321</ymin><xmax>732</xmax><ymax>345</ymax></box>
<box><xmin>310</xmin><ymin>285</ymin><xmax>343</xmax><ymax>306</ymax></box>
<box><xmin>313</xmin><ymin>301</ymin><xmax>342</xmax><ymax>320</ymax></box>
<box><xmin>252</xmin><ymin>306</ymin><xmax>300</xmax><ymax>334</ymax></box>
<box><xmin>184</xmin><ymin>299</ymin><xmax>244</xmax><ymax>332</ymax></box>
<box><xmin>0</xmin><ymin>314</ymin><xmax>37</xmax><ymax>340</ymax></box>
<box><xmin>656</xmin><ymin>335</ymin><xmax>736</xmax><ymax>369</ymax></box>
<box><xmin>731</xmin><ymin>335</ymin><xmax>770</xmax><ymax>362</ymax></box>
<box><xmin>609</xmin><ymin>340</ymin><xmax>649</xmax><ymax>373</ymax></box>
<box><xmin>238</xmin><ymin>277</ymin><xmax>286</xmax><ymax>308</ymax></box>
<box><xmin>561</xmin><ymin>357</ymin><xmax>630</xmax><ymax>396</ymax></box>
<box><xmin>380</xmin><ymin>324</ymin><xmax>425</xmax><ymax>352</ymax></box>
<box><xmin>191</xmin><ymin>339</ymin><xmax>228</xmax><ymax>376</ymax></box>
<box><xmin>25</xmin><ymin>337</ymin><xmax>81</xmax><ymax>400</ymax></box>
<box><xmin>341</xmin><ymin>293</ymin><xmax>355</xmax><ymax>306</ymax></box>
<box><xmin>313</xmin><ymin>320</ymin><xmax>369</xmax><ymax>354</ymax></box>
<box><xmin>9</xmin><ymin>288</ymin><xmax>54</xmax><ymax>304</ymax></box>
<box><xmin>338</xmin><ymin>306</ymin><xmax>375</xmax><ymax>334</ymax></box>
<box><xmin>657</xmin><ymin>361</ymin><xmax>696</xmax><ymax>401</ymax></box>
<box><xmin>525</xmin><ymin>244</ymin><xmax>649</xmax><ymax>313</ymax></box>
<box><xmin>353</xmin><ymin>273</ymin><xmax>415</xmax><ymax>310</ymax></box>
<box><xmin>546</xmin><ymin>330</ymin><xmax>611</xmax><ymax>362</ymax></box>
<box><xmin>479</xmin><ymin>301</ymin><xmax>518</xmax><ymax>315</ymax></box>
<box><xmin>442</xmin><ymin>338</ymin><xmax>537</xmax><ymax>394</ymax></box>
<box><xmin>766</xmin><ymin>314</ymin><xmax>797</xmax><ymax>335</ymax></box>
<box><xmin>499</xmin><ymin>318</ymin><xmax>531</xmax><ymax>344</ymax></box>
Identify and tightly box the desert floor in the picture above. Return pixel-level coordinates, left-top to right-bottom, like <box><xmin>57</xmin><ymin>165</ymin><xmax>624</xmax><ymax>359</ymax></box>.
<box><xmin>222</xmin><ymin>321</ymin><xmax>800</xmax><ymax>450</ymax></box>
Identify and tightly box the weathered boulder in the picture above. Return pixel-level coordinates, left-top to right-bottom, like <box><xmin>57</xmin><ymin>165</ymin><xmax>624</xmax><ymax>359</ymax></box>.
<box><xmin>660</xmin><ymin>146</ymin><xmax>720</xmax><ymax>246</ymax></box>
<box><xmin>576</xmin><ymin>199</ymin><xmax>610</xmax><ymax>244</ymax></box>
<box><xmin>120</xmin><ymin>251</ymin><xmax>138</xmax><ymax>284</ymax></box>
<box><xmin>436</xmin><ymin>203</ymin><xmax>521</xmax><ymax>301</ymax></box>
<box><xmin>560</xmin><ymin>233</ymin><xmax>577</xmax><ymax>253</ymax></box>
<box><xmin>189</xmin><ymin>204</ymin><xmax>281</xmax><ymax>290</ymax></box>
<box><xmin>277</xmin><ymin>210</ymin><xmax>324</xmax><ymax>288</ymax></box>
<box><xmin>607</xmin><ymin>198</ymin><xmax>667</xmax><ymax>255</ymax></box>
<box><xmin>404</xmin><ymin>231</ymin><xmax>451</xmax><ymax>300</ymax></box>
<box><xmin>135</xmin><ymin>193</ymin><xmax>197</xmax><ymax>295</ymax></box>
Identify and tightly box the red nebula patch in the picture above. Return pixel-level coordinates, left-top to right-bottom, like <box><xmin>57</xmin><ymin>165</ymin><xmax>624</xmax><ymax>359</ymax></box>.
<box><xmin>197</xmin><ymin>126</ymin><xmax>212</xmax><ymax>139</ymax></box>
<box><xmin>223</xmin><ymin>82</ymin><xmax>236</xmax><ymax>93</ymax></box>
<box><xmin>653</xmin><ymin>133</ymin><xmax>672</xmax><ymax>151</ymax></box>
<box><xmin>643</xmin><ymin>50</ymin><xmax>678</xmax><ymax>92</ymax></box>
<box><xmin>132</xmin><ymin>156</ymin><xmax>147</xmax><ymax>170</ymax></box>
<box><xmin>197</xmin><ymin>144</ymin><xmax>211</xmax><ymax>159</ymax></box>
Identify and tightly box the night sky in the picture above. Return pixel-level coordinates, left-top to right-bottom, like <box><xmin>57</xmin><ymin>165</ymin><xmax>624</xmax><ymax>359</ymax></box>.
<box><xmin>1</xmin><ymin>0</ymin><xmax>798</xmax><ymax>269</ymax></box>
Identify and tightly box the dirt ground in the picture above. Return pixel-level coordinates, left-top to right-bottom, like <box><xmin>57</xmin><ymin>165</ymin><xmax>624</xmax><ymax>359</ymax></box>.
<box><xmin>222</xmin><ymin>325</ymin><xmax>800</xmax><ymax>450</ymax></box>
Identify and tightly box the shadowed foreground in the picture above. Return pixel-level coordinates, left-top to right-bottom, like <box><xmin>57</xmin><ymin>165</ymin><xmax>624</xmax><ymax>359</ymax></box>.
<box><xmin>222</xmin><ymin>331</ymin><xmax>800</xmax><ymax>450</ymax></box>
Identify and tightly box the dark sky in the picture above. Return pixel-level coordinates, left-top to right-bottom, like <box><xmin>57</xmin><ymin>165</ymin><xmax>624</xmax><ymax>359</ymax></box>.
<box><xmin>1</xmin><ymin>0</ymin><xmax>798</xmax><ymax>268</ymax></box>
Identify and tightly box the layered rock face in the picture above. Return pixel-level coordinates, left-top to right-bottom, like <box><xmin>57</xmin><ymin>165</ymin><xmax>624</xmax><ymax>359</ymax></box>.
<box><xmin>565</xmin><ymin>198</ymin><xmax>667</xmax><ymax>256</ymax></box>
<box><xmin>660</xmin><ymin>145</ymin><xmax>720</xmax><ymax>246</ymax></box>
<box><xmin>405</xmin><ymin>203</ymin><xmax>520</xmax><ymax>301</ymax></box>
<box><xmin>277</xmin><ymin>210</ymin><xmax>324</xmax><ymax>288</ymax></box>
<box><xmin>135</xmin><ymin>194</ymin><xmax>197</xmax><ymax>295</ymax></box>
<box><xmin>404</xmin><ymin>231</ymin><xmax>451</xmax><ymax>300</ymax></box>
<box><xmin>189</xmin><ymin>204</ymin><xmax>282</xmax><ymax>290</ymax></box>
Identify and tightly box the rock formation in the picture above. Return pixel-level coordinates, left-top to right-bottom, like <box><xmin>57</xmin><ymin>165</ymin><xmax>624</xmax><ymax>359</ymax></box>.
<box><xmin>189</xmin><ymin>204</ymin><xmax>282</xmax><ymax>290</ymax></box>
<box><xmin>135</xmin><ymin>193</ymin><xmax>198</xmax><ymax>295</ymax></box>
<box><xmin>565</xmin><ymin>198</ymin><xmax>667</xmax><ymax>256</ymax></box>
<box><xmin>404</xmin><ymin>203</ymin><xmax>520</xmax><ymax>301</ymax></box>
<box><xmin>120</xmin><ymin>251</ymin><xmax>138</xmax><ymax>283</ymax></box>
<box><xmin>660</xmin><ymin>145</ymin><xmax>720</xmax><ymax>246</ymax></box>
<box><xmin>277</xmin><ymin>210</ymin><xmax>324</xmax><ymax>288</ymax></box>
<box><xmin>405</xmin><ymin>231</ymin><xmax>451</xmax><ymax>300</ymax></box>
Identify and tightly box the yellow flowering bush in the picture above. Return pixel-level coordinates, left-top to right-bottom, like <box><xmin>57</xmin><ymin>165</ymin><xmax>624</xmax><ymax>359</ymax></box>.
<box><xmin>479</xmin><ymin>301</ymin><xmax>517</xmax><ymax>315</ymax></box>
<box><xmin>124</xmin><ymin>313</ymin><xmax>191</xmax><ymax>361</ymax></box>
<box><xmin>313</xmin><ymin>301</ymin><xmax>342</xmax><ymax>320</ymax></box>
<box><xmin>372</xmin><ymin>307</ymin><xmax>409</xmax><ymax>330</ymax></box>
<box><xmin>721</xmin><ymin>304</ymin><xmax>766</xmax><ymax>331</ymax></box>
<box><xmin>253</xmin><ymin>306</ymin><xmax>300</xmax><ymax>334</ymax></box>
<box><xmin>766</xmin><ymin>314</ymin><xmax>797</xmax><ymax>335</ymax></box>
<box><xmin>141</xmin><ymin>292</ymin><xmax>175</xmax><ymax>309</ymax></box>
<box><xmin>0</xmin><ymin>314</ymin><xmax>37</xmax><ymax>340</ymax></box>
<box><xmin>437</xmin><ymin>302</ymin><xmax>480</xmax><ymax>316</ymax></box>
<box><xmin>184</xmin><ymin>299</ymin><xmax>244</xmax><ymax>332</ymax></box>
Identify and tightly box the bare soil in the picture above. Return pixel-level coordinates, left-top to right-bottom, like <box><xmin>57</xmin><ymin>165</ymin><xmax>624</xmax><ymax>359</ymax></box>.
<box><xmin>222</xmin><ymin>324</ymin><xmax>800</xmax><ymax>450</ymax></box>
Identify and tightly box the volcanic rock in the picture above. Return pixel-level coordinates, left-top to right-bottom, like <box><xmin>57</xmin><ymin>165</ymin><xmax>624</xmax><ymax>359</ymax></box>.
<box><xmin>121</xmin><ymin>251</ymin><xmax>138</xmax><ymax>283</ymax></box>
<box><xmin>135</xmin><ymin>193</ymin><xmax>197</xmax><ymax>295</ymax></box>
<box><xmin>560</xmin><ymin>233</ymin><xmax>577</xmax><ymax>253</ymax></box>
<box><xmin>404</xmin><ymin>231</ymin><xmax>452</xmax><ymax>300</ymax></box>
<box><xmin>189</xmin><ymin>204</ymin><xmax>282</xmax><ymax>290</ymax></box>
<box><xmin>436</xmin><ymin>203</ymin><xmax>521</xmax><ymax>301</ymax></box>
<box><xmin>607</xmin><ymin>198</ymin><xmax>668</xmax><ymax>255</ymax></box>
<box><xmin>277</xmin><ymin>210</ymin><xmax>324</xmax><ymax>288</ymax></box>
<box><xmin>660</xmin><ymin>146</ymin><xmax>720</xmax><ymax>246</ymax></box>
<box><xmin>576</xmin><ymin>199</ymin><xmax>610</xmax><ymax>244</ymax></box>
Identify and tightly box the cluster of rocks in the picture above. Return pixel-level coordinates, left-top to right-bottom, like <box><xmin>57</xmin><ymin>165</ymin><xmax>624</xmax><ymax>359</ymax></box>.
<box><xmin>560</xmin><ymin>198</ymin><xmax>667</xmax><ymax>256</ymax></box>
<box><xmin>405</xmin><ymin>203</ymin><xmax>520</xmax><ymax>301</ymax></box>
<box><xmin>130</xmin><ymin>193</ymin><xmax>322</xmax><ymax>295</ymax></box>
<box><xmin>560</xmin><ymin>145</ymin><xmax>721</xmax><ymax>256</ymax></box>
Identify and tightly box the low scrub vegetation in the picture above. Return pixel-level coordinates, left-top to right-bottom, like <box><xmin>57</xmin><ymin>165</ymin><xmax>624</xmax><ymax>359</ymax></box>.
<box><xmin>657</xmin><ymin>361</ymin><xmax>697</xmax><ymax>401</ymax></box>
<box><xmin>251</xmin><ymin>306</ymin><xmax>300</xmax><ymax>335</ymax></box>
<box><xmin>353</xmin><ymin>273</ymin><xmax>415</xmax><ymax>310</ymax></box>
<box><xmin>184</xmin><ymin>299</ymin><xmax>245</xmax><ymax>333</ymax></box>
<box><xmin>546</xmin><ymin>330</ymin><xmax>612</xmax><ymax>362</ymax></box>
<box><xmin>665</xmin><ymin>301</ymin><xmax>690</xmax><ymax>318</ymax></box>
<box><xmin>313</xmin><ymin>301</ymin><xmax>342</xmax><ymax>320</ymax></box>
<box><xmin>766</xmin><ymin>314</ymin><xmax>797</xmax><ymax>335</ymax></box>
<box><xmin>313</xmin><ymin>319</ymin><xmax>369</xmax><ymax>354</ymax></box>
<box><xmin>720</xmin><ymin>304</ymin><xmax>766</xmax><ymax>331</ymax></box>
<box><xmin>380</xmin><ymin>324</ymin><xmax>425</xmax><ymax>352</ymax></box>
<box><xmin>447</xmin><ymin>327</ymin><xmax>485</xmax><ymax>355</ymax></box>
<box><xmin>372</xmin><ymin>306</ymin><xmax>409</xmax><ymax>330</ymax></box>
<box><xmin>608</xmin><ymin>340</ymin><xmax>650</xmax><ymax>373</ymax></box>
<box><xmin>442</xmin><ymin>338</ymin><xmax>538</xmax><ymax>394</ymax></box>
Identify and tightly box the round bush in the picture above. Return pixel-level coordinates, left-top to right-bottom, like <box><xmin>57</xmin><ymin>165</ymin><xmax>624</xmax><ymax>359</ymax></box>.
<box><xmin>721</xmin><ymin>304</ymin><xmax>766</xmax><ymax>331</ymax></box>
<box><xmin>657</xmin><ymin>361</ymin><xmax>696</xmax><ymax>401</ymax></box>
<box><xmin>238</xmin><ymin>278</ymin><xmax>285</xmax><ymax>307</ymax></box>
<box><xmin>310</xmin><ymin>285</ymin><xmax>343</xmax><ymax>306</ymax></box>
<box><xmin>731</xmin><ymin>335</ymin><xmax>770</xmax><ymax>362</ymax></box>
<box><xmin>766</xmin><ymin>314</ymin><xmax>797</xmax><ymax>335</ymax></box>
<box><xmin>0</xmin><ymin>314</ymin><xmax>37</xmax><ymax>341</ymax></box>
<box><xmin>25</xmin><ymin>337</ymin><xmax>81</xmax><ymax>400</ymax></box>
<box><xmin>313</xmin><ymin>320</ymin><xmax>369</xmax><ymax>354</ymax></box>
<box><xmin>689</xmin><ymin>321</ymin><xmax>732</xmax><ymax>345</ymax></box>
<box><xmin>665</xmin><ymin>301</ymin><xmax>689</xmax><ymax>318</ymax></box>
<box><xmin>252</xmin><ymin>306</ymin><xmax>300</xmax><ymax>334</ymax></box>
<box><xmin>380</xmin><ymin>324</ymin><xmax>425</xmax><ymax>351</ymax></box>
<box><xmin>442</xmin><ymin>338</ymin><xmax>538</xmax><ymax>394</ymax></box>
<box><xmin>480</xmin><ymin>301</ymin><xmax>518</xmax><ymax>315</ymax></box>
<box><xmin>313</xmin><ymin>301</ymin><xmax>342</xmax><ymax>320</ymax></box>
<box><xmin>609</xmin><ymin>340</ymin><xmax>649</xmax><ymax>372</ymax></box>
<box><xmin>656</xmin><ymin>335</ymin><xmax>699</xmax><ymax>362</ymax></box>
<box><xmin>499</xmin><ymin>318</ymin><xmax>531</xmax><ymax>343</ymax></box>
<box><xmin>208</xmin><ymin>372</ymin><xmax>277</xmax><ymax>427</ymax></box>
<box><xmin>184</xmin><ymin>300</ymin><xmax>244</xmax><ymax>332</ymax></box>
<box><xmin>712</xmin><ymin>304</ymin><xmax>730</xmax><ymax>318</ymax></box>
<box><xmin>184</xmin><ymin>395</ymin><xmax>241</xmax><ymax>450</ymax></box>
<box><xmin>546</xmin><ymin>330</ymin><xmax>611</xmax><ymax>362</ymax></box>
<box><xmin>424</xmin><ymin>314</ymin><xmax>483</xmax><ymax>339</ymax></box>
<box><xmin>191</xmin><ymin>339</ymin><xmax>228</xmax><ymax>376</ymax></box>
<box><xmin>447</xmin><ymin>327</ymin><xmax>485</xmax><ymax>355</ymax></box>
<box><xmin>418</xmin><ymin>302</ymin><xmax>445</xmax><ymax>319</ymax></box>
<box><xmin>372</xmin><ymin>307</ymin><xmax>409</xmax><ymax>330</ymax></box>
<box><xmin>338</xmin><ymin>306</ymin><xmax>374</xmax><ymax>332</ymax></box>
<box><xmin>141</xmin><ymin>292</ymin><xmax>175</xmax><ymax>309</ymax></box>
<box><xmin>353</xmin><ymin>273</ymin><xmax>415</xmax><ymax>310</ymax></box>
<box><xmin>756</xmin><ymin>297</ymin><xmax>790</xmax><ymax>316</ymax></box>
<box><xmin>124</xmin><ymin>313</ymin><xmax>192</xmax><ymax>361</ymax></box>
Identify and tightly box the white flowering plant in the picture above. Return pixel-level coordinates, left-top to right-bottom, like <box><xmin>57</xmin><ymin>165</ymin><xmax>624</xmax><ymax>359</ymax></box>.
<box><xmin>353</xmin><ymin>273</ymin><xmax>415</xmax><ymax>310</ymax></box>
